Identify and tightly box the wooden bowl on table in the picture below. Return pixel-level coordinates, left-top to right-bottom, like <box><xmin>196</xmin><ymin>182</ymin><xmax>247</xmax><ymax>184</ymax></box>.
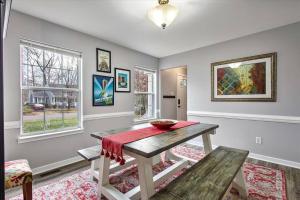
<box><xmin>150</xmin><ymin>119</ymin><xmax>178</xmax><ymax>130</ymax></box>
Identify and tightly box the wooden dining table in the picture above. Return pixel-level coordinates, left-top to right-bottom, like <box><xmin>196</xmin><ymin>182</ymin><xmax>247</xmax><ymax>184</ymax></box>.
<box><xmin>91</xmin><ymin>122</ymin><xmax>219</xmax><ymax>200</ymax></box>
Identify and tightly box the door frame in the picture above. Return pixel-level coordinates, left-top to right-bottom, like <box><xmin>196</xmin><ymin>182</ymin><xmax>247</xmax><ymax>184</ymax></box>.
<box><xmin>0</xmin><ymin>1</ymin><xmax>5</xmax><ymax>198</ymax></box>
<box><xmin>176</xmin><ymin>73</ymin><xmax>187</xmax><ymax>120</ymax></box>
<box><xmin>1</xmin><ymin>0</ymin><xmax>11</xmax><ymax>198</ymax></box>
<box><xmin>159</xmin><ymin>65</ymin><xmax>187</xmax><ymax>120</ymax></box>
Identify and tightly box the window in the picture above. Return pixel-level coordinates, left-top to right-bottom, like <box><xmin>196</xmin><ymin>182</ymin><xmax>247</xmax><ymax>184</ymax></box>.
<box><xmin>20</xmin><ymin>40</ymin><xmax>82</xmax><ymax>135</ymax></box>
<box><xmin>134</xmin><ymin>67</ymin><xmax>156</xmax><ymax>121</ymax></box>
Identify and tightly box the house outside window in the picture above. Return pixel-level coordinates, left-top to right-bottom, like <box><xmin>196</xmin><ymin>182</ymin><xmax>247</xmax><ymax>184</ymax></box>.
<box><xmin>20</xmin><ymin>40</ymin><xmax>82</xmax><ymax>135</ymax></box>
<box><xmin>134</xmin><ymin>67</ymin><xmax>156</xmax><ymax>121</ymax></box>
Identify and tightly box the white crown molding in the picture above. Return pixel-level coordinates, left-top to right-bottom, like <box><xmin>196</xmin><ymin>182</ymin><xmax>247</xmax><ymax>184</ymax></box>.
<box><xmin>83</xmin><ymin>111</ymin><xmax>134</xmax><ymax>121</ymax></box>
<box><xmin>187</xmin><ymin>111</ymin><xmax>300</xmax><ymax>124</ymax></box>
<box><xmin>4</xmin><ymin>111</ymin><xmax>134</xmax><ymax>130</ymax></box>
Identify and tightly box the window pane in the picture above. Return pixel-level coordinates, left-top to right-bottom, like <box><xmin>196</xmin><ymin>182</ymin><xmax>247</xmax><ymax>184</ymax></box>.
<box><xmin>21</xmin><ymin>46</ymin><xmax>43</xmax><ymax>66</ymax></box>
<box><xmin>22</xmin><ymin>64</ymin><xmax>28</xmax><ymax>86</ymax></box>
<box><xmin>47</xmin><ymin>68</ymin><xmax>61</xmax><ymax>87</ymax></box>
<box><xmin>25</xmin><ymin>65</ymin><xmax>44</xmax><ymax>87</ymax></box>
<box><xmin>22</xmin><ymin>89</ymin><xmax>45</xmax><ymax>134</ymax></box>
<box><xmin>134</xmin><ymin>69</ymin><xmax>154</xmax><ymax>93</ymax></box>
<box><xmin>61</xmin><ymin>69</ymin><xmax>78</xmax><ymax>88</ymax></box>
<box><xmin>62</xmin><ymin>91</ymin><xmax>79</xmax><ymax>129</ymax></box>
<box><xmin>21</xmin><ymin>42</ymin><xmax>81</xmax><ymax>135</ymax></box>
<box><xmin>134</xmin><ymin>94</ymin><xmax>154</xmax><ymax>120</ymax></box>
<box><xmin>62</xmin><ymin>55</ymin><xmax>78</xmax><ymax>71</ymax></box>
<box><xmin>45</xmin><ymin>90</ymin><xmax>64</xmax><ymax>131</ymax></box>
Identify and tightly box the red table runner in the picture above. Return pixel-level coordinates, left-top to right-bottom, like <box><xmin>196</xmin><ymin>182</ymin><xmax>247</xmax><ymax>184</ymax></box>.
<box><xmin>101</xmin><ymin>121</ymin><xmax>198</xmax><ymax>165</ymax></box>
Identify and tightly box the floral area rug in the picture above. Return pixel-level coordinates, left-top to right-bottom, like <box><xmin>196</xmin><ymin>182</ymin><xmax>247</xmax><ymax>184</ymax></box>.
<box><xmin>9</xmin><ymin>145</ymin><xmax>287</xmax><ymax>200</ymax></box>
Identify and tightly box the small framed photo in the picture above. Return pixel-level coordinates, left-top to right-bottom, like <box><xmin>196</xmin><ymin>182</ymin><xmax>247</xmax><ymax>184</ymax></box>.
<box><xmin>96</xmin><ymin>48</ymin><xmax>111</xmax><ymax>73</ymax></box>
<box><xmin>93</xmin><ymin>75</ymin><xmax>114</xmax><ymax>106</ymax></box>
<box><xmin>115</xmin><ymin>68</ymin><xmax>131</xmax><ymax>93</ymax></box>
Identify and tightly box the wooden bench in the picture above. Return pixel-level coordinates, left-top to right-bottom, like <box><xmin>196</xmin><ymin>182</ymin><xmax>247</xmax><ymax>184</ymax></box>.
<box><xmin>77</xmin><ymin>145</ymin><xmax>101</xmax><ymax>161</ymax></box>
<box><xmin>150</xmin><ymin>146</ymin><xmax>249</xmax><ymax>200</ymax></box>
<box><xmin>77</xmin><ymin>145</ymin><xmax>136</xmax><ymax>180</ymax></box>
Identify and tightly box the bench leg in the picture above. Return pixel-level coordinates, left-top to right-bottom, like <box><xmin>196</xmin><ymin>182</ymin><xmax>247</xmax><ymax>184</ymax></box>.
<box><xmin>91</xmin><ymin>159</ymin><xmax>100</xmax><ymax>181</ymax></box>
<box><xmin>202</xmin><ymin>132</ymin><xmax>213</xmax><ymax>154</ymax></box>
<box><xmin>137</xmin><ymin>156</ymin><xmax>155</xmax><ymax>200</ymax></box>
<box><xmin>233</xmin><ymin>168</ymin><xmax>247</xmax><ymax>200</ymax></box>
<box><xmin>97</xmin><ymin>156</ymin><xmax>110</xmax><ymax>198</ymax></box>
<box><xmin>22</xmin><ymin>182</ymin><xmax>32</xmax><ymax>200</ymax></box>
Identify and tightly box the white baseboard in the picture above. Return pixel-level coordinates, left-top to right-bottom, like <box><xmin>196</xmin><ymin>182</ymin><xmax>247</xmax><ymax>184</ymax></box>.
<box><xmin>186</xmin><ymin>140</ymin><xmax>300</xmax><ymax>169</ymax></box>
<box><xmin>248</xmin><ymin>153</ymin><xmax>300</xmax><ymax>169</ymax></box>
<box><xmin>32</xmin><ymin>156</ymin><xmax>84</xmax><ymax>175</ymax></box>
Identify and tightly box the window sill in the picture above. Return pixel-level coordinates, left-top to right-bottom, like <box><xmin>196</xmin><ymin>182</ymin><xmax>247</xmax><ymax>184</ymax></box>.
<box><xmin>18</xmin><ymin>128</ymin><xmax>84</xmax><ymax>144</ymax></box>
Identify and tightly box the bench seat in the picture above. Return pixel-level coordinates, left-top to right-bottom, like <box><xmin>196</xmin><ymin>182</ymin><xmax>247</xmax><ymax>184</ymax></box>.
<box><xmin>77</xmin><ymin>145</ymin><xmax>101</xmax><ymax>161</ymax></box>
<box><xmin>150</xmin><ymin>146</ymin><xmax>249</xmax><ymax>200</ymax></box>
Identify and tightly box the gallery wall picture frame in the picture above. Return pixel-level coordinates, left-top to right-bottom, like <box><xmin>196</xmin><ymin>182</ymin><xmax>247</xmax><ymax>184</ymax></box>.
<box><xmin>211</xmin><ymin>52</ymin><xmax>277</xmax><ymax>102</ymax></box>
<box><xmin>93</xmin><ymin>74</ymin><xmax>114</xmax><ymax>106</ymax></box>
<box><xmin>114</xmin><ymin>68</ymin><xmax>131</xmax><ymax>93</ymax></box>
<box><xmin>96</xmin><ymin>48</ymin><xmax>111</xmax><ymax>73</ymax></box>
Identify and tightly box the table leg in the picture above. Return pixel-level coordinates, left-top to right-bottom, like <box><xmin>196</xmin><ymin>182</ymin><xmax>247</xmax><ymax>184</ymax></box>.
<box><xmin>202</xmin><ymin>132</ymin><xmax>213</xmax><ymax>154</ymax></box>
<box><xmin>137</xmin><ymin>156</ymin><xmax>155</xmax><ymax>200</ymax></box>
<box><xmin>160</xmin><ymin>151</ymin><xmax>166</xmax><ymax>163</ymax></box>
<box><xmin>97</xmin><ymin>156</ymin><xmax>110</xmax><ymax>198</ymax></box>
<box><xmin>233</xmin><ymin>168</ymin><xmax>248</xmax><ymax>200</ymax></box>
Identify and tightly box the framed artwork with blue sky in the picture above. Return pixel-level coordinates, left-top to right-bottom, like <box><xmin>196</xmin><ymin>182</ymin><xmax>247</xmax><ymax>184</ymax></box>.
<box><xmin>93</xmin><ymin>75</ymin><xmax>114</xmax><ymax>106</ymax></box>
<box><xmin>115</xmin><ymin>68</ymin><xmax>131</xmax><ymax>92</ymax></box>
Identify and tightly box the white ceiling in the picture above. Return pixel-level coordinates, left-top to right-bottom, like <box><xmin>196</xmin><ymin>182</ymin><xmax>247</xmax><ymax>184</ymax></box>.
<box><xmin>12</xmin><ymin>0</ymin><xmax>300</xmax><ymax>58</ymax></box>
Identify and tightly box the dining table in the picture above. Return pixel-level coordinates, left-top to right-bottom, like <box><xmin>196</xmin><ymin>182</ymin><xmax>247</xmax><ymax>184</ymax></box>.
<box><xmin>91</xmin><ymin>122</ymin><xmax>219</xmax><ymax>200</ymax></box>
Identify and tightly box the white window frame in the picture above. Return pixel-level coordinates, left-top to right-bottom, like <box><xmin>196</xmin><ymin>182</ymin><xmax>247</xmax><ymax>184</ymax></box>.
<box><xmin>19</xmin><ymin>39</ymin><xmax>83</xmax><ymax>140</ymax></box>
<box><xmin>134</xmin><ymin>66</ymin><xmax>157</xmax><ymax>123</ymax></box>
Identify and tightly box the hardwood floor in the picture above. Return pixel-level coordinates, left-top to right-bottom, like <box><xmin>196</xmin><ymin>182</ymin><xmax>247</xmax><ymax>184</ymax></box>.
<box><xmin>184</xmin><ymin>143</ymin><xmax>300</xmax><ymax>200</ymax></box>
<box><xmin>5</xmin><ymin>144</ymin><xmax>300</xmax><ymax>200</ymax></box>
<box><xmin>246</xmin><ymin>157</ymin><xmax>300</xmax><ymax>200</ymax></box>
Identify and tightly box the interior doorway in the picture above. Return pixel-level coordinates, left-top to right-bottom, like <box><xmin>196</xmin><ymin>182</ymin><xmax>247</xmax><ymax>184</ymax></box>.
<box><xmin>160</xmin><ymin>66</ymin><xmax>187</xmax><ymax>120</ymax></box>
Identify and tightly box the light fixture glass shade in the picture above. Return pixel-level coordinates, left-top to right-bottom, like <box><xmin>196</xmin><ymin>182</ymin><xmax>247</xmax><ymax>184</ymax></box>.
<box><xmin>148</xmin><ymin>3</ymin><xmax>178</xmax><ymax>29</ymax></box>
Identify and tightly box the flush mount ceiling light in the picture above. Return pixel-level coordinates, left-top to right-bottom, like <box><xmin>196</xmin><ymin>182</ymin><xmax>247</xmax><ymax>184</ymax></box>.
<box><xmin>148</xmin><ymin>0</ymin><xmax>179</xmax><ymax>29</ymax></box>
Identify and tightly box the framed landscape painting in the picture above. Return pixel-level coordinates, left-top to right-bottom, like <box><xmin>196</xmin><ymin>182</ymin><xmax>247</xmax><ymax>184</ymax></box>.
<box><xmin>96</xmin><ymin>48</ymin><xmax>111</xmax><ymax>73</ymax></box>
<box><xmin>93</xmin><ymin>75</ymin><xmax>114</xmax><ymax>106</ymax></box>
<box><xmin>115</xmin><ymin>68</ymin><xmax>131</xmax><ymax>92</ymax></box>
<box><xmin>211</xmin><ymin>52</ymin><xmax>277</xmax><ymax>102</ymax></box>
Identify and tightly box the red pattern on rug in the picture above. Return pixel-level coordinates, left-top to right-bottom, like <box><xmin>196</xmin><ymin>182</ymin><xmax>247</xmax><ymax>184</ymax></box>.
<box><xmin>8</xmin><ymin>145</ymin><xmax>287</xmax><ymax>200</ymax></box>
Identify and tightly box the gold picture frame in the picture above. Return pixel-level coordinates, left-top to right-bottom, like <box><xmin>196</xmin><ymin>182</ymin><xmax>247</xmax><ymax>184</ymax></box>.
<box><xmin>211</xmin><ymin>52</ymin><xmax>277</xmax><ymax>102</ymax></box>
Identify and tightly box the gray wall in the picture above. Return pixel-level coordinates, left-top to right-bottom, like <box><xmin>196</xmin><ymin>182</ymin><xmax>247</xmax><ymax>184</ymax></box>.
<box><xmin>160</xmin><ymin>22</ymin><xmax>300</xmax><ymax>163</ymax></box>
<box><xmin>161</xmin><ymin>67</ymin><xmax>186</xmax><ymax>119</ymax></box>
<box><xmin>4</xmin><ymin>11</ymin><xmax>158</xmax><ymax>168</ymax></box>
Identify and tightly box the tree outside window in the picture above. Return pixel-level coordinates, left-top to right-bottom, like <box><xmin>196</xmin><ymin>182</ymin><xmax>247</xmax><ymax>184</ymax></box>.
<box><xmin>134</xmin><ymin>68</ymin><xmax>156</xmax><ymax>120</ymax></box>
<box><xmin>21</xmin><ymin>41</ymin><xmax>82</xmax><ymax>135</ymax></box>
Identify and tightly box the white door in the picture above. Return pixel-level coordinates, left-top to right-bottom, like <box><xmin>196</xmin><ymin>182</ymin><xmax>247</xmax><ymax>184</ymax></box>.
<box><xmin>177</xmin><ymin>74</ymin><xmax>187</xmax><ymax>120</ymax></box>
